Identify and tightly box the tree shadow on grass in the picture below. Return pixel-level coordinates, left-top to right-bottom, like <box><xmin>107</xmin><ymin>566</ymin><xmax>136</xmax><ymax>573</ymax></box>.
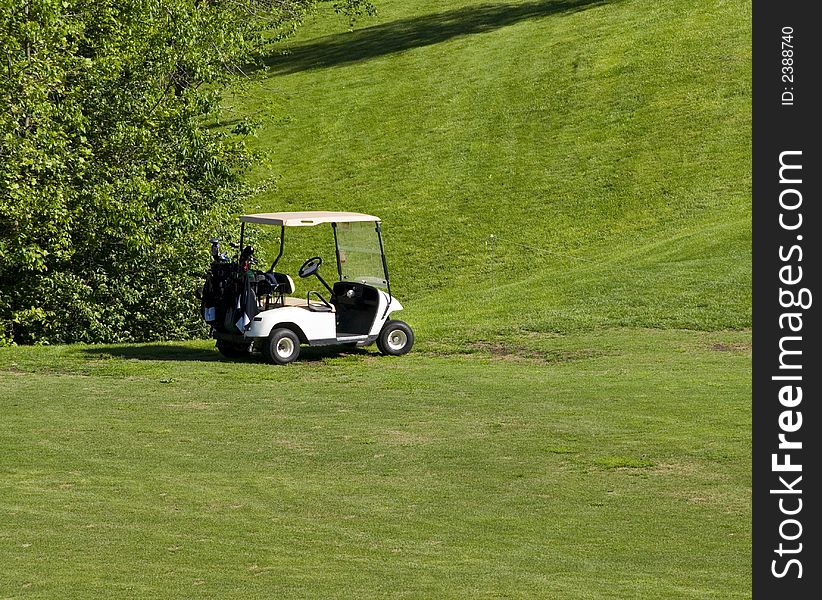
<box><xmin>261</xmin><ymin>0</ymin><xmax>613</xmax><ymax>75</ymax></box>
<box><xmin>81</xmin><ymin>345</ymin><xmax>222</xmax><ymax>362</ymax></box>
<box><xmin>297</xmin><ymin>345</ymin><xmax>372</xmax><ymax>362</ymax></box>
<box><xmin>81</xmin><ymin>343</ymin><xmax>373</xmax><ymax>363</ymax></box>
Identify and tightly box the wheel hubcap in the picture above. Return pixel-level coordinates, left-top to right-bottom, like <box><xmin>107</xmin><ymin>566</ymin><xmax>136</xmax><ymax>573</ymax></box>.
<box><xmin>386</xmin><ymin>330</ymin><xmax>407</xmax><ymax>351</ymax></box>
<box><xmin>276</xmin><ymin>337</ymin><xmax>295</xmax><ymax>357</ymax></box>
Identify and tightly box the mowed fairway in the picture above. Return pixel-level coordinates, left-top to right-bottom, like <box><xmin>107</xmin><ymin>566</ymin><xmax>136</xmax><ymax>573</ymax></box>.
<box><xmin>1</xmin><ymin>330</ymin><xmax>749</xmax><ymax>598</ymax></box>
<box><xmin>1</xmin><ymin>0</ymin><xmax>751</xmax><ymax>597</ymax></box>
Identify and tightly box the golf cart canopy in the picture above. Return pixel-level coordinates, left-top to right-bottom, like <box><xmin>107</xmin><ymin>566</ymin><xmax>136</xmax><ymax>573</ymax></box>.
<box><xmin>238</xmin><ymin>210</ymin><xmax>391</xmax><ymax>291</ymax></box>
<box><xmin>240</xmin><ymin>211</ymin><xmax>380</xmax><ymax>227</ymax></box>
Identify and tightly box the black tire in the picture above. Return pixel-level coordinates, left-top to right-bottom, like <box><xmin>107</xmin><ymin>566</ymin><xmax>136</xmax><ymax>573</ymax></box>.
<box><xmin>216</xmin><ymin>340</ymin><xmax>252</xmax><ymax>359</ymax></box>
<box><xmin>264</xmin><ymin>328</ymin><xmax>301</xmax><ymax>365</ymax></box>
<box><xmin>377</xmin><ymin>320</ymin><xmax>414</xmax><ymax>356</ymax></box>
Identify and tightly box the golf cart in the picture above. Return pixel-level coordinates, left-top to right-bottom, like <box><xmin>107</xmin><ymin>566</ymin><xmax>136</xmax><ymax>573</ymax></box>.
<box><xmin>200</xmin><ymin>211</ymin><xmax>414</xmax><ymax>364</ymax></box>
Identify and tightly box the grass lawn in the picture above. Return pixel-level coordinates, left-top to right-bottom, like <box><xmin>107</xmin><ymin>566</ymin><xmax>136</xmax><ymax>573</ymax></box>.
<box><xmin>226</xmin><ymin>0</ymin><xmax>751</xmax><ymax>337</ymax></box>
<box><xmin>0</xmin><ymin>0</ymin><xmax>751</xmax><ymax>596</ymax></box>
<box><xmin>1</xmin><ymin>329</ymin><xmax>750</xmax><ymax>598</ymax></box>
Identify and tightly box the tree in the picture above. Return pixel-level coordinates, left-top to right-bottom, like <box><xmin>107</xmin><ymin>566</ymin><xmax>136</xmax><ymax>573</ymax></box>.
<box><xmin>0</xmin><ymin>0</ymin><xmax>373</xmax><ymax>344</ymax></box>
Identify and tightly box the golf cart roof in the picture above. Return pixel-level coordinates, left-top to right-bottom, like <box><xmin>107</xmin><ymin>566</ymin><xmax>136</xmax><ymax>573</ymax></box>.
<box><xmin>240</xmin><ymin>211</ymin><xmax>380</xmax><ymax>227</ymax></box>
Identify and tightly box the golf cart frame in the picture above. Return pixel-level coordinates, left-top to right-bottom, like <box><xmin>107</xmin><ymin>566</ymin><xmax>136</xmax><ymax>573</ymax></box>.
<box><xmin>201</xmin><ymin>211</ymin><xmax>414</xmax><ymax>364</ymax></box>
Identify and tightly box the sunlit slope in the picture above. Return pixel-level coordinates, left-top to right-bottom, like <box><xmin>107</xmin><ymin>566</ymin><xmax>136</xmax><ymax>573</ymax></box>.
<box><xmin>227</xmin><ymin>0</ymin><xmax>751</xmax><ymax>340</ymax></box>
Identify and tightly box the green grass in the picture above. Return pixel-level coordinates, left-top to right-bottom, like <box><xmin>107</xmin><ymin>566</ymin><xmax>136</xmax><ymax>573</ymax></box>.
<box><xmin>0</xmin><ymin>0</ymin><xmax>751</xmax><ymax>597</ymax></box>
<box><xmin>1</xmin><ymin>330</ymin><xmax>750</xmax><ymax>598</ymax></box>
<box><xmin>226</xmin><ymin>0</ymin><xmax>751</xmax><ymax>340</ymax></box>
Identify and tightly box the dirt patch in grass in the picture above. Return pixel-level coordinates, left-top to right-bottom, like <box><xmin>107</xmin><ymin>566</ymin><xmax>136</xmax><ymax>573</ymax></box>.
<box><xmin>710</xmin><ymin>342</ymin><xmax>752</xmax><ymax>353</ymax></box>
<box><xmin>469</xmin><ymin>341</ymin><xmax>605</xmax><ymax>364</ymax></box>
<box><xmin>668</xmin><ymin>485</ymin><xmax>751</xmax><ymax>515</ymax></box>
<box><xmin>594</xmin><ymin>455</ymin><xmax>655</xmax><ymax>469</ymax></box>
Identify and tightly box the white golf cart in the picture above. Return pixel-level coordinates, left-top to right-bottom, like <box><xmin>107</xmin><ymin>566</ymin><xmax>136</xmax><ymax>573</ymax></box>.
<box><xmin>200</xmin><ymin>211</ymin><xmax>413</xmax><ymax>364</ymax></box>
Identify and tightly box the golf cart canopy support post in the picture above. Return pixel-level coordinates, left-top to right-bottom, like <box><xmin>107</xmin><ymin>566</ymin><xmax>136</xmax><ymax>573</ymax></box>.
<box><xmin>375</xmin><ymin>221</ymin><xmax>393</xmax><ymax>317</ymax></box>
<box><xmin>270</xmin><ymin>226</ymin><xmax>285</xmax><ymax>271</ymax></box>
<box><xmin>332</xmin><ymin>223</ymin><xmax>343</xmax><ymax>281</ymax></box>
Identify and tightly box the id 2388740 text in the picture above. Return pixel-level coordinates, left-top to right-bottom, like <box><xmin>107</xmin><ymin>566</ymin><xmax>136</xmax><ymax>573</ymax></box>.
<box><xmin>781</xmin><ymin>26</ymin><xmax>795</xmax><ymax>107</ymax></box>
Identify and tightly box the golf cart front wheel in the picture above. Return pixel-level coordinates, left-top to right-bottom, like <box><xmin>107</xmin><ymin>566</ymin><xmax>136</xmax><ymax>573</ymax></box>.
<box><xmin>377</xmin><ymin>320</ymin><xmax>414</xmax><ymax>356</ymax></box>
<box><xmin>265</xmin><ymin>328</ymin><xmax>301</xmax><ymax>365</ymax></box>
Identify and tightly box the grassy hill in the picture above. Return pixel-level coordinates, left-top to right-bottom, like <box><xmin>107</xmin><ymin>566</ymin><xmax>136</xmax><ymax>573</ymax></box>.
<box><xmin>226</xmin><ymin>0</ymin><xmax>751</xmax><ymax>343</ymax></box>
<box><xmin>0</xmin><ymin>0</ymin><xmax>751</xmax><ymax>597</ymax></box>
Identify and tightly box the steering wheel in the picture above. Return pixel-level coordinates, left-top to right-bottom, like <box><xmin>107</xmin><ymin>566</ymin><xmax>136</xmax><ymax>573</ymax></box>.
<box><xmin>298</xmin><ymin>256</ymin><xmax>323</xmax><ymax>278</ymax></box>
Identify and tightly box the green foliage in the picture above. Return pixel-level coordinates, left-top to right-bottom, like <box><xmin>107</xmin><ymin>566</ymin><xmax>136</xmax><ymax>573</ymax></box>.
<box><xmin>0</xmin><ymin>0</ymin><xmax>374</xmax><ymax>344</ymax></box>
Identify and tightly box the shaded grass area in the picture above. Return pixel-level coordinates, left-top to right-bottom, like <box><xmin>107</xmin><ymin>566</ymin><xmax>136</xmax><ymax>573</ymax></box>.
<box><xmin>261</xmin><ymin>0</ymin><xmax>614</xmax><ymax>75</ymax></box>
<box><xmin>1</xmin><ymin>329</ymin><xmax>750</xmax><ymax>598</ymax></box>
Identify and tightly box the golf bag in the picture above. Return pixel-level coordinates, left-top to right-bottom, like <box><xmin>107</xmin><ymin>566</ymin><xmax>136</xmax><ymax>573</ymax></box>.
<box><xmin>201</xmin><ymin>244</ymin><xmax>258</xmax><ymax>334</ymax></box>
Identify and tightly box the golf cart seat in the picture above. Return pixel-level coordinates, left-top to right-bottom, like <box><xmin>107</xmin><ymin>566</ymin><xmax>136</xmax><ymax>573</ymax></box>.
<box><xmin>263</xmin><ymin>272</ymin><xmax>295</xmax><ymax>295</ymax></box>
<box><xmin>278</xmin><ymin>297</ymin><xmax>335</xmax><ymax>312</ymax></box>
<box><xmin>255</xmin><ymin>272</ymin><xmax>295</xmax><ymax>308</ymax></box>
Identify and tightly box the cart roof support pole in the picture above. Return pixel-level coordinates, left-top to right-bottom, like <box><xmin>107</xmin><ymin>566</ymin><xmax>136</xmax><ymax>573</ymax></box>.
<box><xmin>270</xmin><ymin>226</ymin><xmax>285</xmax><ymax>271</ymax></box>
<box><xmin>376</xmin><ymin>222</ymin><xmax>393</xmax><ymax>317</ymax></box>
<box><xmin>332</xmin><ymin>222</ymin><xmax>343</xmax><ymax>281</ymax></box>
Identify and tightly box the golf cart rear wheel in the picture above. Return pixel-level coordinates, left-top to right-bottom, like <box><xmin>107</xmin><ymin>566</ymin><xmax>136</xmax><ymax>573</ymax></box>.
<box><xmin>216</xmin><ymin>340</ymin><xmax>252</xmax><ymax>359</ymax></box>
<box><xmin>377</xmin><ymin>320</ymin><xmax>414</xmax><ymax>356</ymax></box>
<box><xmin>265</xmin><ymin>328</ymin><xmax>301</xmax><ymax>365</ymax></box>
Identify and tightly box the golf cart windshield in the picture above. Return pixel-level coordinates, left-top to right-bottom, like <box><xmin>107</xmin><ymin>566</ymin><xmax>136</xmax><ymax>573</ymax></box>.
<box><xmin>335</xmin><ymin>221</ymin><xmax>388</xmax><ymax>288</ymax></box>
